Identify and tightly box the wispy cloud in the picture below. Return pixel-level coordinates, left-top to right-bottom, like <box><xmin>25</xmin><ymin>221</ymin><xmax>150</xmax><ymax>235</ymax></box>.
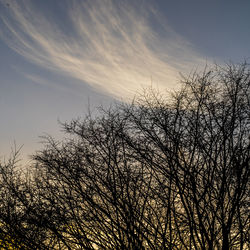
<box><xmin>0</xmin><ymin>0</ymin><xmax>207</xmax><ymax>99</ymax></box>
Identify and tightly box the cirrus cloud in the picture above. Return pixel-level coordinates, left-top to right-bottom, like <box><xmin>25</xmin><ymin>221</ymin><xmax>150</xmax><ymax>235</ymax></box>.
<box><xmin>0</xmin><ymin>0</ymin><xmax>207</xmax><ymax>99</ymax></box>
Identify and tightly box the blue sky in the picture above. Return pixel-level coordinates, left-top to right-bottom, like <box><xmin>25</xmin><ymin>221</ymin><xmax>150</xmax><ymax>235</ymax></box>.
<box><xmin>0</xmin><ymin>0</ymin><xmax>250</xmax><ymax>163</ymax></box>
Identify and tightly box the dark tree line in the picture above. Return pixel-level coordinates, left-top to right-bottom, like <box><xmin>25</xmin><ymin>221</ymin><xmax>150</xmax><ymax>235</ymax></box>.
<box><xmin>0</xmin><ymin>63</ymin><xmax>249</xmax><ymax>249</ymax></box>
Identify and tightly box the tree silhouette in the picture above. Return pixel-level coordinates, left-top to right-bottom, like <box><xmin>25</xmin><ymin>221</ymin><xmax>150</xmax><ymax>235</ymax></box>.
<box><xmin>0</xmin><ymin>62</ymin><xmax>249</xmax><ymax>249</ymax></box>
<box><xmin>119</xmin><ymin>63</ymin><xmax>250</xmax><ymax>249</ymax></box>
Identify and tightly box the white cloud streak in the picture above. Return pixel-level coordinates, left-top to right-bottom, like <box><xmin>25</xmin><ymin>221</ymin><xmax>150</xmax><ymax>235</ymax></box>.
<box><xmin>0</xmin><ymin>0</ymin><xmax>207</xmax><ymax>99</ymax></box>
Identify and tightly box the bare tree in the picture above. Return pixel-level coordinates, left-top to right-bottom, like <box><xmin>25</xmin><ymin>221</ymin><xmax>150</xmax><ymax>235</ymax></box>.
<box><xmin>0</xmin><ymin>62</ymin><xmax>249</xmax><ymax>249</ymax></box>
<box><xmin>119</xmin><ymin>62</ymin><xmax>250</xmax><ymax>249</ymax></box>
<box><xmin>0</xmin><ymin>148</ymin><xmax>52</xmax><ymax>249</ymax></box>
<box><xmin>31</xmin><ymin>109</ymin><xmax>172</xmax><ymax>249</ymax></box>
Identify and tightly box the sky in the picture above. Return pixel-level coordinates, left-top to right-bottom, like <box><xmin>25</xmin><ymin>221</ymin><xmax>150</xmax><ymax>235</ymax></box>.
<box><xmin>0</xmin><ymin>0</ymin><xmax>250</xmax><ymax>164</ymax></box>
